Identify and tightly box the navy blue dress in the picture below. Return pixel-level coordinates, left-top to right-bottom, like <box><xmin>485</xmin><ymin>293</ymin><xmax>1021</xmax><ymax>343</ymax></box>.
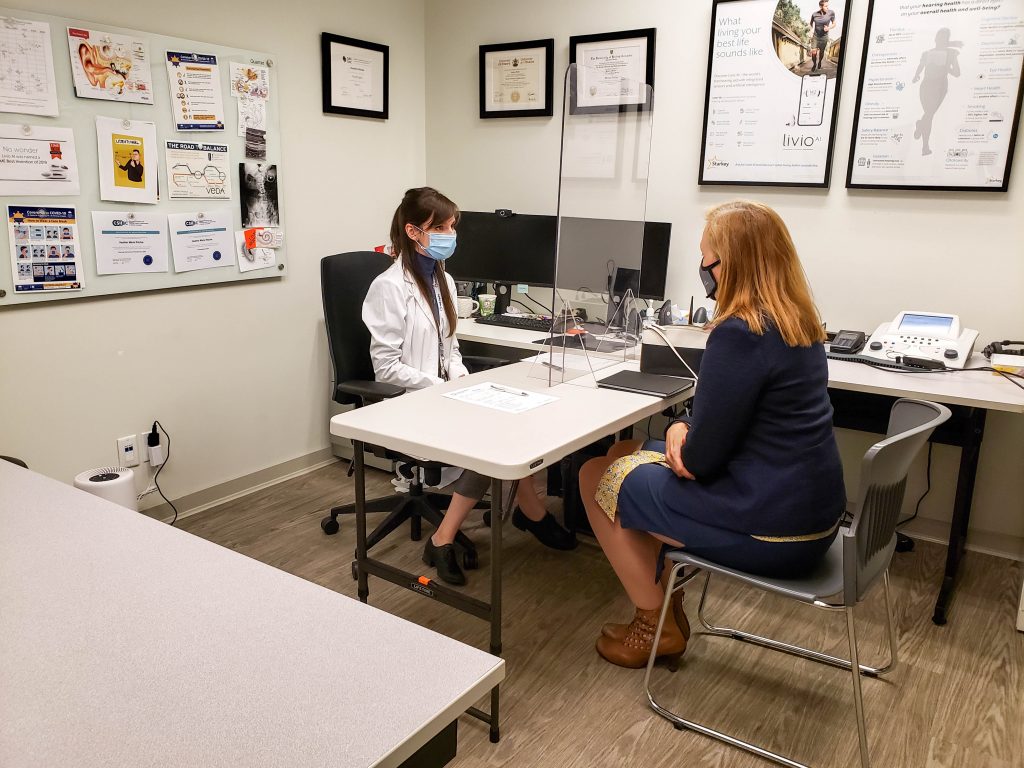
<box><xmin>617</xmin><ymin>317</ymin><xmax>846</xmax><ymax>577</ymax></box>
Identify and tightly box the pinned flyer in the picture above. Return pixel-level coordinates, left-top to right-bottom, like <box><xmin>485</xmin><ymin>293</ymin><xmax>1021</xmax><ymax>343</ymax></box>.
<box><xmin>234</xmin><ymin>230</ymin><xmax>275</xmax><ymax>273</ymax></box>
<box><xmin>92</xmin><ymin>211</ymin><xmax>168</xmax><ymax>274</ymax></box>
<box><xmin>8</xmin><ymin>206</ymin><xmax>83</xmax><ymax>292</ymax></box>
<box><xmin>166</xmin><ymin>51</ymin><xmax>225</xmax><ymax>131</ymax></box>
<box><xmin>96</xmin><ymin>116</ymin><xmax>158</xmax><ymax>204</ymax></box>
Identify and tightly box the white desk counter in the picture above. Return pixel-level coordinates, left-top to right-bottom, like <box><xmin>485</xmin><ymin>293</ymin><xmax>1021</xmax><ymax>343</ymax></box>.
<box><xmin>0</xmin><ymin>462</ymin><xmax>503</xmax><ymax>768</ymax></box>
<box><xmin>827</xmin><ymin>354</ymin><xmax>1024</xmax><ymax>413</ymax></box>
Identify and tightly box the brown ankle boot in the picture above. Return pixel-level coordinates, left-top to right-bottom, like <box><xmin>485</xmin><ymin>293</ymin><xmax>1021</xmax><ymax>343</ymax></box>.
<box><xmin>602</xmin><ymin>589</ymin><xmax>689</xmax><ymax>643</ymax></box>
<box><xmin>595</xmin><ymin>606</ymin><xmax>686</xmax><ymax>669</ymax></box>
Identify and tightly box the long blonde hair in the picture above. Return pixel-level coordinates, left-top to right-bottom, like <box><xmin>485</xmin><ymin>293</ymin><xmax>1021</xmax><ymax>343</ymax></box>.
<box><xmin>704</xmin><ymin>200</ymin><xmax>825</xmax><ymax>347</ymax></box>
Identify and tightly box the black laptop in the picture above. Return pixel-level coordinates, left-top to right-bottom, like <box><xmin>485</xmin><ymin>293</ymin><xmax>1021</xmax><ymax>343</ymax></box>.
<box><xmin>596</xmin><ymin>370</ymin><xmax>694</xmax><ymax>397</ymax></box>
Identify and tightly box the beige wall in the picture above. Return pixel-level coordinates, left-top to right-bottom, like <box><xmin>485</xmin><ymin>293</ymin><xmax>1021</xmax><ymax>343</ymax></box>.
<box><xmin>0</xmin><ymin>0</ymin><xmax>426</xmax><ymax>502</ymax></box>
<box><xmin>423</xmin><ymin>0</ymin><xmax>1024</xmax><ymax>554</ymax></box>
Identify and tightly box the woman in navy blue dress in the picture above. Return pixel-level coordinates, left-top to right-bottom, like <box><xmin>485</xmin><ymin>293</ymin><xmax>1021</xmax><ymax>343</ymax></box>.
<box><xmin>579</xmin><ymin>201</ymin><xmax>846</xmax><ymax>668</ymax></box>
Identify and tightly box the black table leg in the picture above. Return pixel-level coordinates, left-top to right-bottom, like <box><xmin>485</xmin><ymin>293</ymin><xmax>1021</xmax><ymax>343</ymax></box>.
<box><xmin>932</xmin><ymin>407</ymin><xmax>986</xmax><ymax>625</ymax></box>
<box><xmin>354</xmin><ymin>440</ymin><xmax>369</xmax><ymax>604</ymax></box>
<box><xmin>488</xmin><ymin>478</ymin><xmax>502</xmax><ymax>743</ymax></box>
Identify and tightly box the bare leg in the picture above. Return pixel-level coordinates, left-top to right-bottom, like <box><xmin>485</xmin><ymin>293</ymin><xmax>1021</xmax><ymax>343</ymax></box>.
<box><xmin>607</xmin><ymin>439</ymin><xmax>644</xmax><ymax>460</ymax></box>
<box><xmin>432</xmin><ymin>492</ymin><xmax>478</xmax><ymax>546</ymax></box>
<box><xmin>580</xmin><ymin>456</ymin><xmax>664</xmax><ymax>610</ymax></box>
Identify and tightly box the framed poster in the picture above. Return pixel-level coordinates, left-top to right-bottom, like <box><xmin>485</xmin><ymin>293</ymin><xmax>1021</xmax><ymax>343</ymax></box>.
<box><xmin>698</xmin><ymin>0</ymin><xmax>851</xmax><ymax>188</ymax></box>
<box><xmin>320</xmin><ymin>33</ymin><xmax>388</xmax><ymax>119</ymax></box>
<box><xmin>847</xmin><ymin>0</ymin><xmax>1024</xmax><ymax>191</ymax></box>
<box><xmin>479</xmin><ymin>39</ymin><xmax>554</xmax><ymax>118</ymax></box>
<box><xmin>568</xmin><ymin>28</ymin><xmax>656</xmax><ymax>114</ymax></box>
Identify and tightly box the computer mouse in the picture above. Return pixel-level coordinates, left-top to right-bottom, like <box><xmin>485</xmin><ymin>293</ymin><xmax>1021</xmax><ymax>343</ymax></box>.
<box><xmin>692</xmin><ymin>306</ymin><xmax>708</xmax><ymax>324</ymax></box>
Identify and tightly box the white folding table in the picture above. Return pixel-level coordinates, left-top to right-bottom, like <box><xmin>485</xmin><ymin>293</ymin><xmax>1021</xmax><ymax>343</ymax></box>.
<box><xmin>0</xmin><ymin>461</ymin><xmax>503</xmax><ymax>768</ymax></box>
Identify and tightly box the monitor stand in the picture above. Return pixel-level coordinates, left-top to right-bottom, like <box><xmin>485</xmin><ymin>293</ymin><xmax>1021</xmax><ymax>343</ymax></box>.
<box><xmin>494</xmin><ymin>282</ymin><xmax>513</xmax><ymax>315</ymax></box>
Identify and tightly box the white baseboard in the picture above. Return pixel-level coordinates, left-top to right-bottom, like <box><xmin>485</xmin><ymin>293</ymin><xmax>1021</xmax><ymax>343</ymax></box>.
<box><xmin>899</xmin><ymin>515</ymin><xmax>1024</xmax><ymax>563</ymax></box>
<box><xmin>141</xmin><ymin>447</ymin><xmax>340</xmax><ymax>524</ymax></box>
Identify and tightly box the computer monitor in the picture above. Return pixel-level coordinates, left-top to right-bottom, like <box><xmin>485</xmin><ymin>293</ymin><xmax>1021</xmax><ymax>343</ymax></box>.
<box><xmin>446</xmin><ymin>211</ymin><xmax>671</xmax><ymax>301</ymax></box>
<box><xmin>446</xmin><ymin>211</ymin><xmax>557</xmax><ymax>286</ymax></box>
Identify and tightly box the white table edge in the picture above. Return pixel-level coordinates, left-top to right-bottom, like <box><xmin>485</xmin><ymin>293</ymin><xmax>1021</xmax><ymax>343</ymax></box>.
<box><xmin>375</xmin><ymin>662</ymin><xmax>505</xmax><ymax>768</ymax></box>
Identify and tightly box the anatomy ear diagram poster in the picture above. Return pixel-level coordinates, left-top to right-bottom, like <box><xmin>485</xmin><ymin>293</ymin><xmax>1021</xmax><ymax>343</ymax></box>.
<box><xmin>699</xmin><ymin>0</ymin><xmax>851</xmax><ymax>187</ymax></box>
<box><xmin>67</xmin><ymin>27</ymin><xmax>154</xmax><ymax>104</ymax></box>
<box><xmin>848</xmin><ymin>0</ymin><xmax>1024</xmax><ymax>190</ymax></box>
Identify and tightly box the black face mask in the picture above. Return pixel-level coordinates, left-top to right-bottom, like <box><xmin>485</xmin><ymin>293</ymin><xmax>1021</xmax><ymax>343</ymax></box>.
<box><xmin>699</xmin><ymin>259</ymin><xmax>721</xmax><ymax>301</ymax></box>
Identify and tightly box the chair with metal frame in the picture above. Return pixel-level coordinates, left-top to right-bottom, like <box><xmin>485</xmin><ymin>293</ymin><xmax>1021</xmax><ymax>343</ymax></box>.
<box><xmin>319</xmin><ymin>251</ymin><xmax>506</xmax><ymax>574</ymax></box>
<box><xmin>643</xmin><ymin>398</ymin><xmax>951</xmax><ymax>768</ymax></box>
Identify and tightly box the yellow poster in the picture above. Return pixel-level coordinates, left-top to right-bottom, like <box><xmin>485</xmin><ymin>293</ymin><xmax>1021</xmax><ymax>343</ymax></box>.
<box><xmin>112</xmin><ymin>133</ymin><xmax>145</xmax><ymax>188</ymax></box>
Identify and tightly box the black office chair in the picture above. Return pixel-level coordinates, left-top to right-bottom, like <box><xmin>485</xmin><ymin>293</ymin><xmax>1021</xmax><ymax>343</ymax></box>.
<box><xmin>320</xmin><ymin>251</ymin><xmax>505</xmax><ymax>572</ymax></box>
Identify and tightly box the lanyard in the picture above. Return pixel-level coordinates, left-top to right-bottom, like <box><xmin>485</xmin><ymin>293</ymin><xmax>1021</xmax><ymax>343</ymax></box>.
<box><xmin>431</xmin><ymin>278</ymin><xmax>449</xmax><ymax>381</ymax></box>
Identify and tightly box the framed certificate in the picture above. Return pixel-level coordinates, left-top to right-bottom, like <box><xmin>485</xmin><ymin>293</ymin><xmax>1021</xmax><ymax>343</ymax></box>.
<box><xmin>847</xmin><ymin>0</ymin><xmax>1024</xmax><ymax>191</ymax></box>
<box><xmin>320</xmin><ymin>33</ymin><xmax>388</xmax><ymax>119</ymax></box>
<box><xmin>698</xmin><ymin>0</ymin><xmax>851</xmax><ymax>188</ymax></box>
<box><xmin>568</xmin><ymin>28</ymin><xmax>656</xmax><ymax>114</ymax></box>
<box><xmin>479</xmin><ymin>39</ymin><xmax>554</xmax><ymax>119</ymax></box>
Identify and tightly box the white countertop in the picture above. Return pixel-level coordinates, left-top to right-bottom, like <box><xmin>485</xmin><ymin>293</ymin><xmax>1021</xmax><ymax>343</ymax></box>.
<box><xmin>0</xmin><ymin>462</ymin><xmax>504</xmax><ymax>768</ymax></box>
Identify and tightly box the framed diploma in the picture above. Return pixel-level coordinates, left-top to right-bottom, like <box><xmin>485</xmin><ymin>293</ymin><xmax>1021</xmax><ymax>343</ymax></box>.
<box><xmin>479</xmin><ymin>39</ymin><xmax>554</xmax><ymax>118</ymax></box>
<box><xmin>320</xmin><ymin>33</ymin><xmax>388</xmax><ymax>119</ymax></box>
<box><xmin>847</xmin><ymin>0</ymin><xmax>1024</xmax><ymax>191</ymax></box>
<box><xmin>568</xmin><ymin>28</ymin><xmax>656</xmax><ymax>114</ymax></box>
<box><xmin>698</xmin><ymin>0</ymin><xmax>851</xmax><ymax>188</ymax></box>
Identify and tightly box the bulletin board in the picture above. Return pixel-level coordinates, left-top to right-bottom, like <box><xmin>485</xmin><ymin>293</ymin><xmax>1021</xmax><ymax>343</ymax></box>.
<box><xmin>0</xmin><ymin>7</ymin><xmax>286</xmax><ymax>307</ymax></box>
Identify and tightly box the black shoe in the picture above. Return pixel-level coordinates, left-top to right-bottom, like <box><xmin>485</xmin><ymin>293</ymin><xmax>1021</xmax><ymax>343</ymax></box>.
<box><xmin>423</xmin><ymin>537</ymin><xmax>466</xmax><ymax>585</ymax></box>
<box><xmin>512</xmin><ymin>507</ymin><xmax>578</xmax><ymax>551</ymax></box>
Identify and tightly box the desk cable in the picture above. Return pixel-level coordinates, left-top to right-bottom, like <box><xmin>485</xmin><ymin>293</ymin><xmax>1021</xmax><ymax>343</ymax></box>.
<box><xmin>644</xmin><ymin>324</ymin><xmax>701</xmax><ymax>381</ymax></box>
<box><xmin>829</xmin><ymin>353</ymin><xmax>1024</xmax><ymax>392</ymax></box>
<box><xmin>152</xmin><ymin>420</ymin><xmax>180</xmax><ymax>525</ymax></box>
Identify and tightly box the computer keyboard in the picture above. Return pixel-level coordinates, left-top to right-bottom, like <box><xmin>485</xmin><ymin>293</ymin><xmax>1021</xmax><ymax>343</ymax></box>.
<box><xmin>474</xmin><ymin>314</ymin><xmax>552</xmax><ymax>333</ymax></box>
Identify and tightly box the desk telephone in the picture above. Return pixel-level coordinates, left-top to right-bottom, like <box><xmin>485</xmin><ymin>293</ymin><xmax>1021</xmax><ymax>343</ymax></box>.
<box><xmin>861</xmin><ymin>311</ymin><xmax>978</xmax><ymax>369</ymax></box>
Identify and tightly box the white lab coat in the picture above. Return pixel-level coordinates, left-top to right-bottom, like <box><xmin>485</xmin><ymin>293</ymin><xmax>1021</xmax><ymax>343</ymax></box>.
<box><xmin>362</xmin><ymin>258</ymin><xmax>469</xmax><ymax>391</ymax></box>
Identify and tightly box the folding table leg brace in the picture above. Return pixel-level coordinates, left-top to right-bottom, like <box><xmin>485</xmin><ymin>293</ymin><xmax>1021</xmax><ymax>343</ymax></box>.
<box><xmin>353</xmin><ymin>441</ymin><xmax>503</xmax><ymax>742</ymax></box>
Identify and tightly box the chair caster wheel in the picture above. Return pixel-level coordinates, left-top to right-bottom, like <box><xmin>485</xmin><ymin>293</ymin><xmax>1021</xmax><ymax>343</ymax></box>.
<box><xmin>673</xmin><ymin>723</ymin><xmax>685</xmax><ymax>731</ymax></box>
<box><xmin>463</xmin><ymin>549</ymin><xmax>479</xmax><ymax>570</ymax></box>
<box><xmin>321</xmin><ymin>516</ymin><xmax>340</xmax><ymax>535</ymax></box>
<box><xmin>895</xmin><ymin>532</ymin><xmax>915</xmax><ymax>553</ymax></box>
<box><xmin>351</xmin><ymin>561</ymin><xmax>359</xmax><ymax>581</ymax></box>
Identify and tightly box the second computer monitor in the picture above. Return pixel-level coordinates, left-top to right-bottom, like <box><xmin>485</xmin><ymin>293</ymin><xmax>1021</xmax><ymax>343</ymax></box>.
<box><xmin>447</xmin><ymin>211</ymin><xmax>671</xmax><ymax>301</ymax></box>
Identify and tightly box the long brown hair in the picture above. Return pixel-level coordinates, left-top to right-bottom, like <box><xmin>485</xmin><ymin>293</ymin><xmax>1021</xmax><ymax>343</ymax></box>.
<box><xmin>389</xmin><ymin>187</ymin><xmax>460</xmax><ymax>337</ymax></box>
<box><xmin>704</xmin><ymin>201</ymin><xmax>825</xmax><ymax>347</ymax></box>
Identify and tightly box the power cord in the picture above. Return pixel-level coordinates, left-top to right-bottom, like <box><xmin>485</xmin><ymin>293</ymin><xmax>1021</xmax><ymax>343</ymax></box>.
<box><xmin>828</xmin><ymin>353</ymin><xmax>1024</xmax><ymax>392</ymax></box>
<box><xmin>519</xmin><ymin>292</ymin><xmax>553</xmax><ymax>315</ymax></box>
<box><xmin>151</xmin><ymin>419</ymin><xmax>179</xmax><ymax>525</ymax></box>
<box><xmin>644</xmin><ymin>324</ymin><xmax>700</xmax><ymax>380</ymax></box>
<box><xmin>897</xmin><ymin>442</ymin><xmax>932</xmax><ymax>529</ymax></box>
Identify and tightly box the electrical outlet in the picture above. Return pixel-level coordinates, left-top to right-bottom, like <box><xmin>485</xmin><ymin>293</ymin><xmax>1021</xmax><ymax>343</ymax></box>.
<box><xmin>117</xmin><ymin>435</ymin><xmax>139</xmax><ymax>467</ymax></box>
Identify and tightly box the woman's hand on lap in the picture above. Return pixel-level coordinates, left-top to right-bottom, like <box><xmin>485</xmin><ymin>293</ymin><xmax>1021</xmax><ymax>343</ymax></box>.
<box><xmin>665</xmin><ymin>422</ymin><xmax>694</xmax><ymax>480</ymax></box>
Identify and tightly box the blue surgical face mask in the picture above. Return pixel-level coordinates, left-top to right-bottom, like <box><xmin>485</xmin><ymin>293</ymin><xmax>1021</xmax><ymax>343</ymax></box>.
<box><xmin>413</xmin><ymin>225</ymin><xmax>457</xmax><ymax>261</ymax></box>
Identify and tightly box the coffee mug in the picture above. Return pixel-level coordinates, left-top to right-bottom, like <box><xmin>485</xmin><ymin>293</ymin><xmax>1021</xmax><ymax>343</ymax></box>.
<box><xmin>457</xmin><ymin>296</ymin><xmax>480</xmax><ymax>318</ymax></box>
<box><xmin>478</xmin><ymin>293</ymin><xmax>497</xmax><ymax>317</ymax></box>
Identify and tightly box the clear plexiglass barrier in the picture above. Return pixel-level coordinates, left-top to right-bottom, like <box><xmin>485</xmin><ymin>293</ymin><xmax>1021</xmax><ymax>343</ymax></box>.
<box><xmin>531</xmin><ymin>63</ymin><xmax>654</xmax><ymax>387</ymax></box>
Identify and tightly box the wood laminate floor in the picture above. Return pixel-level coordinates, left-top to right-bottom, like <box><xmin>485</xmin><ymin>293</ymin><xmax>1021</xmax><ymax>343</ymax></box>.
<box><xmin>180</xmin><ymin>461</ymin><xmax>1024</xmax><ymax>768</ymax></box>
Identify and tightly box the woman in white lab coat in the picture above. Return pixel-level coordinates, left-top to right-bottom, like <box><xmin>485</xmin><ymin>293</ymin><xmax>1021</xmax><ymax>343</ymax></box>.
<box><xmin>362</xmin><ymin>187</ymin><xmax>577</xmax><ymax>586</ymax></box>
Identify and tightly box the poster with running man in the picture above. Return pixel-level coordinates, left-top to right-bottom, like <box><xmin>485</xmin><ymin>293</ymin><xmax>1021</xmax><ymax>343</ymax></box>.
<box><xmin>848</xmin><ymin>0</ymin><xmax>1024</xmax><ymax>190</ymax></box>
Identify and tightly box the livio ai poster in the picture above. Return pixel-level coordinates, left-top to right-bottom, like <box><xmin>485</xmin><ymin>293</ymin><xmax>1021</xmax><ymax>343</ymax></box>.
<box><xmin>699</xmin><ymin>0</ymin><xmax>851</xmax><ymax>187</ymax></box>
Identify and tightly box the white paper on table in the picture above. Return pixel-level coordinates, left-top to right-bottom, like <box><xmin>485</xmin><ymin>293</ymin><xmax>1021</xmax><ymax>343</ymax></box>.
<box><xmin>443</xmin><ymin>381</ymin><xmax>558</xmax><ymax>414</ymax></box>
<box><xmin>0</xmin><ymin>17</ymin><xmax>58</xmax><ymax>116</ymax></box>
<box><xmin>165</xmin><ymin>51</ymin><xmax>225</xmax><ymax>131</ymax></box>
<box><xmin>96</xmin><ymin>116</ymin><xmax>158</xmax><ymax>204</ymax></box>
<box><xmin>234</xmin><ymin>230</ymin><xmax>275</xmax><ymax>273</ymax></box>
<box><xmin>167</xmin><ymin>209</ymin><xmax>234</xmax><ymax>272</ymax></box>
<box><xmin>236</xmin><ymin>96</ymin><xmax>266</xmax><ymax>137</ymax></box>
<box><xmin>229</xmin><ymin>62</ymin><xmax>269</xmax><ymax>100</ymax></box>
<box><xmin>92</xmin><ymin>211</ymin><xmax>168</xmax><ymax>274</ymax></box>
<box><xmin>165</xmin><ymin>141</ymin><xmax>231</xmax><ymax>199</ymax></box>
<box><xmin>523</xmin><ymin>351</ymin><xmax>596</xmax><ymax>372</ymax></box>
<box><xmin>0</xmin><ymin>124</ymin><xmax>79</xmax><ymax>195</ymax></box>
<box><xmin>8</xmin><ymin>205</ymin><xmax>83</xmax><ymax>293</ymax></box>
<box><xmin>67</xmin><ymin>27</ymin><xmax>154</xmax><ymax>104</ymax></box>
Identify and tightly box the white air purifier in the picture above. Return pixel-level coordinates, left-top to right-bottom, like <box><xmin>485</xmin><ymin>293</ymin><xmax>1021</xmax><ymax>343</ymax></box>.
<box><xmin>73</xmin><ymin>466</ymin><xmax>138</xmax><ymax>511</ymax></box>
